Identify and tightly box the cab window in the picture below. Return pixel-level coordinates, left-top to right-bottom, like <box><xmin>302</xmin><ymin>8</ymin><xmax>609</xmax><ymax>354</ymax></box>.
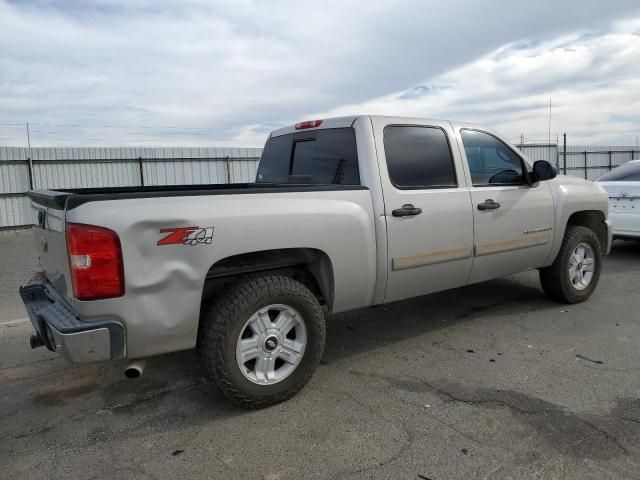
<box><xmin>383</xmin><ymin>125</ymin><xmax>457</xmax><ymax>189</ymax></box>
<box><xmin>461</xmin><ymin>130</ymin><xmax>525</xmax><ymax>186</ymax></box>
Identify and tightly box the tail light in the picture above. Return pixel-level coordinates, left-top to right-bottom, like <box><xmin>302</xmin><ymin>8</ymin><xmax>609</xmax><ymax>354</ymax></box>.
<box><xmin>66</xmin><ymin>223</ymin><xmax>124</xmax><ymax>300</ymax></box>
<box><xmin>295</xmin><ymin>119</ymin><xmax>323</xmax><ymax>129</ymax></box>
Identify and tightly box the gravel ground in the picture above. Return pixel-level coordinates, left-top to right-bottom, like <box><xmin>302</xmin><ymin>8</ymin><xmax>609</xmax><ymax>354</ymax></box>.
<box><xmin>1</xmin><ymin>232</ymin><xmax>639</xmax><ymax>479</ymax></box>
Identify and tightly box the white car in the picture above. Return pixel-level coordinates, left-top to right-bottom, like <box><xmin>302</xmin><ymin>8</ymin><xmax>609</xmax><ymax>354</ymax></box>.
<box><xmin>597</xmin><ymin>160</ymin><xmax>640</xmax><ymax>240</ymax></box>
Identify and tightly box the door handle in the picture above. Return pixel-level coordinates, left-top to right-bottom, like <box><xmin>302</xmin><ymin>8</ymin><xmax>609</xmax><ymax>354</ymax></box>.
<box><xmin>477</xmin><ymin>199</ymin><xmax>501</xmax><ymax>211</ymax></box>
<box><xmin>392</xmin><ymin>204</ymin><xmax>422</xmax><ymax>217</ymax></box>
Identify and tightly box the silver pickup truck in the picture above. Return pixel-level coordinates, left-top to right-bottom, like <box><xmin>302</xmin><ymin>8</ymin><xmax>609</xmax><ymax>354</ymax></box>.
<box><xmin>20</xmin><ymin>115</ymin><xmax>612</xmax><ymax>408</ymax></box>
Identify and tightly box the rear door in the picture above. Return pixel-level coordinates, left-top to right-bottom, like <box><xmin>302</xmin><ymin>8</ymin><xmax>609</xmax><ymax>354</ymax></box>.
<box><xmin>455</xmin><ymin>128</ymin><xmax>555</xmax><ymax>283</ymax></box>
<box><xmin>372</xmin><ymin>117</ymin><xmax>474</xmax><ymax>303</ymax></box>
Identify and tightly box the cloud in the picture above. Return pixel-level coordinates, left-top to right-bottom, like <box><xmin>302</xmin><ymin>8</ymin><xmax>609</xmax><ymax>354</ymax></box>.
<box><xmin>0</xmin><ymin>0</ymin><xmax>639</xmax><ymax>146</ymax></box>
<box><xmin>320</xmin><ymin>22</ymin><xmax>640</xmax><ymax>145</ymax></box>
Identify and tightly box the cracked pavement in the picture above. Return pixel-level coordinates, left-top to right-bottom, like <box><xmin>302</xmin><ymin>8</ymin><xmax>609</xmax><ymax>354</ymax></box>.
<box><xmin>1</xmin><ymin>230</ymin><xmax>640</xmax><ymax>479</ymax></box>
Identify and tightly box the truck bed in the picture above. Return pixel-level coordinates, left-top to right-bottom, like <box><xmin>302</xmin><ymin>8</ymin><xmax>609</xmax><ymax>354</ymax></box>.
<box><xmin>27</xmin><ymin>183</ymin><xmax>368</xmax><ymax>210</ymax></box>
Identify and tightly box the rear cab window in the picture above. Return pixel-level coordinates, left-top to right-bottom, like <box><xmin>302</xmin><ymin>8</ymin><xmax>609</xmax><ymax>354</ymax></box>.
<box><xmin>256</xmin><ymin>128</ymin><xmax>360</xmax><ymax>185</ymax></box>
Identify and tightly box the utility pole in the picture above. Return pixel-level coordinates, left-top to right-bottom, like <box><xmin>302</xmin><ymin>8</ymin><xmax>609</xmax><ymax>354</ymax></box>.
<box><xmin>548</xmin><ymin>98</ymin><xmax>552</xmax><ymax>145</ymax></box>
<box><xmin>26</xmin><ymin>122</ymin><xmax>31</xmax><ymax>150</ymax></box>
<box><xmin>548</xmin><ymin>98</ymin><xmax>552</xmax><ymax>166</ymax></box>
<box><xmin>26</xmin><ymin>122</ymin><xmax>34</xmax><ymax>190</ymax></box>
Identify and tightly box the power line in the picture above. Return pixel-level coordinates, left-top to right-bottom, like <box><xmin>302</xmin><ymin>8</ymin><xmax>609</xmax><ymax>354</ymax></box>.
<box><xmin>1</xmin><ymin>122</ymin><xmax>245</xmax><ymax>130</ymax></box>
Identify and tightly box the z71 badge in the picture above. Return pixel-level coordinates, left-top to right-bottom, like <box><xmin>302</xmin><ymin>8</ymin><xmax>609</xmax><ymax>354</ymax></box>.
<box><xmin>157</xmin><ymin>227</ymin><xmax>214</xmax><ymax>246</ymax></box>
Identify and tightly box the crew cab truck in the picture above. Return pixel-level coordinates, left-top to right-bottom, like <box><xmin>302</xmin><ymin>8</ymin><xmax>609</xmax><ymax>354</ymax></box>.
<box><xmin>20</xmin><ymin>115</ymin><xmax>612</xmax><ymax>409</ymax></box>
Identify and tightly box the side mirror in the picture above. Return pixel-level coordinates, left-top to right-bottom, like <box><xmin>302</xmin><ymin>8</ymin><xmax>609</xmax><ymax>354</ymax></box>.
<box><xmin>531</xmin><ymin>160</ymin><xmax>557</xmax><ymax>183</ymax></box>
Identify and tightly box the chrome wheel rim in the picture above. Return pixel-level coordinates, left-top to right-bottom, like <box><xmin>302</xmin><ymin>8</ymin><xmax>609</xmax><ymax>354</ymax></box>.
<box><xmin>236</xmin><ymin>304</ymin><xmax>307</xmax><ymax>385</ymax></box>
<box><xmin>569</xmin><ymin>243</ymin><xmax>595</xmax><ymax>290</ymax></box>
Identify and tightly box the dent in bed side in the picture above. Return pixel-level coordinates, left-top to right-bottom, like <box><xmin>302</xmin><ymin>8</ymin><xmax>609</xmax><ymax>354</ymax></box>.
<box><xmin>66</xmin><ymin>189</ymin><xmax>377</xmax><ymax>359</ymax></box>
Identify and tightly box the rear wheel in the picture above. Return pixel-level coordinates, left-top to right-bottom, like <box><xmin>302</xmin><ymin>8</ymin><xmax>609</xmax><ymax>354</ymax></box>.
<box><xmin>539</xmin><ymin>225</ymin><xmax>602</xmax><ymax>303</ymax></box>
<box><xmin>197</xmin><ymin>275</ymin><xmax>325</xmax><ymax>409</ymax></box>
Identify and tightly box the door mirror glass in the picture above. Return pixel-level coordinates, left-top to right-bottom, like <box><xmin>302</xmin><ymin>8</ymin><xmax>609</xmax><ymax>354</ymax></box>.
<box><xmin>532</xmin><ymin>160</ymin><xmax>557</xmax><ymax>182</ymax></box>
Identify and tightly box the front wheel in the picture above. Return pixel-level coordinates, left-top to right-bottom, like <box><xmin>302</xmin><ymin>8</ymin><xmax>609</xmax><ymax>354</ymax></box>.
<box><xmin>539</xmin><ymin>225</ymin><xmax>602</xmax><ymax>303</ymax></box>
<box><xmin>197</xmin><ymin>275</ymin><xmax>326</xmax><ymax>409</ymax></box>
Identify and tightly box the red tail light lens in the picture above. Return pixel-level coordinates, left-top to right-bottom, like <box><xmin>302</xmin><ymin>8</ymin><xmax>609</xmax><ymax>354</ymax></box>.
<box><xmin>66</xmin><ymin>223</ymin><xmax>124</xmax><ymax>300</ymax></box>
<box><xmin>295</xmin><ymin>119</ymin><xmax>323</xmax><ymax>129</ymax></box>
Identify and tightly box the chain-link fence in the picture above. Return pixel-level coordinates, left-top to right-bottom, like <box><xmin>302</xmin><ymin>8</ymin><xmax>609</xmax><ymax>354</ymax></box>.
<box><xmin>517</xmin><ymin>144</ymin><xmax>639</xmax><ymax>181</ymax></box>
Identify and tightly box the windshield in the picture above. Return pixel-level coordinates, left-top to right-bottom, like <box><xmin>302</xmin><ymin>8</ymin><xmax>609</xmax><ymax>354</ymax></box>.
<box><xmin>256</xmin><ymin>127</ymin><xmax>360</xmax><ymax>185</ymax></box>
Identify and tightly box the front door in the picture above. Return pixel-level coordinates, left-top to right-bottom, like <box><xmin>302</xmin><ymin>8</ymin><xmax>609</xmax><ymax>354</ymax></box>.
<box><xmin>372</xmin><ymin>118</ymin><xmax>475</xmax><ymax>303</ymax></box>
<box><xmin>456</xmin><ymin>128</ymin><xmax>555</xmax><ymax>284</ymax></box>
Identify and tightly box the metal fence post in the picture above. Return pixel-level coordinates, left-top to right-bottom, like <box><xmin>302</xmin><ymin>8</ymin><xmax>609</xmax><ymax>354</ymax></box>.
<box><xmin>138</xmin><ymin>157</ymin><xmax>144</xmax><ymax>186</ymax></box>
<box><xmin>608</xmin><ymin>151</ymin><xmax>612</xmax><ymax>172</ymax></box>
<box><xmin>584</xmin><ymin>151</ymin><xmax>588</xmax><ymax>179</ymax></box>
<box><xmin>562</xmin><ymin>133</ymin><xmax>567</xmax><ymax>175</ymax></box>
<box><xmin>226</xmin><ymin>156</ymin><xmax>232</xmax><ymax>184</ymax></box>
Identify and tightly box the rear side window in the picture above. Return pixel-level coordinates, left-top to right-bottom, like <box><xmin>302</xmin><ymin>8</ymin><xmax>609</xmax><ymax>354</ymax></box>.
<box><xmin>256</xmin><ymin>128</ymin><xmax>359</xmax><ymax>185</ymax></box>
<box><xmin>383</xmin><ymin>126</ymin><xmax>457</xmax><ymax>189</ymax></box>
<box><xmin>461</xmin><ymin>130</ymin><xmax>525</xmax><ymax>186</ymax></box>
<box><xmin>598</xmin><ymin>161</ymin><xmax>640</xmax><ymax>181</ymax></box>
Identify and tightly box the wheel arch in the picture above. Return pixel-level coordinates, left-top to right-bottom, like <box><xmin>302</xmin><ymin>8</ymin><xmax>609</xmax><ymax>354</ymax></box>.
<box><xmin>566</xmin><ymin>210</ymin><xmax>608</xmax><ymax>255</ymax></box>
<box><xmin>200</xmin><ymin>248</ymin><xmax>335</xmax><ymax>316</ymax></box>
<box><xmin>547</xmin><ymin>209</ymin><xmax>608</xmax><ymax>265</ymax></box>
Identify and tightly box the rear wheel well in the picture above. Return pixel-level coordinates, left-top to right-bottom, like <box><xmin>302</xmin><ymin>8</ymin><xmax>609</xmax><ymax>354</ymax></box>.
<box><xmin>201</xmin><ymin>248</ymin><xmax>334</xmax><ymax>315</ymax></box>
<box><xmin>566</xmin><ymin>210</ymin><xmax>607</xmax><ymax>254</ymax></box>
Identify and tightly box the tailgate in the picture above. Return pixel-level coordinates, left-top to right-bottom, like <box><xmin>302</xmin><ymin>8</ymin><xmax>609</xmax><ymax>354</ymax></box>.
<box><xmin>27</xmin><ymin>190</ymin><xmax>74</xmax><ymax>302</ymax></box>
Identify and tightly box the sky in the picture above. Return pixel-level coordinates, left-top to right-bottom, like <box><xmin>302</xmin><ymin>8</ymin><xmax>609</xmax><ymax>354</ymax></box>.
<box><xmin>1</xmin><ymin>0</ymin><xmax>640</xmax><ymax>147</ymax></box>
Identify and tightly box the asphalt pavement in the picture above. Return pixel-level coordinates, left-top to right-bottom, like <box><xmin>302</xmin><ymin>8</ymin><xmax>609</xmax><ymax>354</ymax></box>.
<box><xmin>1</xmin><ymin>230</ymin><xmax>639</xmax><ymax>479</ymax></box>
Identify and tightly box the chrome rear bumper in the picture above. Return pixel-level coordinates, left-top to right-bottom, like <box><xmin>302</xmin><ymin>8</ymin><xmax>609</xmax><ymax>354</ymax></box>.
<box><xmin>19</xmin><ymin>275</ymin><xmax>126</xmax><ymax>363</ymax></box>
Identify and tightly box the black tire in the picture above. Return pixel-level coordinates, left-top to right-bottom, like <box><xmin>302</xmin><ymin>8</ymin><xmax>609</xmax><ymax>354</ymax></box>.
<box><xmin>539</xmin><ymin>225</ymin><xmax>602</xmax><ymax>303</ymax></box>
<box><xmin>197</xmin><ymin>275</ymin><xmax>325</xmax><ymax>409</ymax></box>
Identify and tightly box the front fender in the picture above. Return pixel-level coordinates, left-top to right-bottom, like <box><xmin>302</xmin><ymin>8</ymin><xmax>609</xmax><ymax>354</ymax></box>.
<box><xmin>546</xmin><ymin>177</ymin><xmax>610</xmax><ymax>263</ymax></box>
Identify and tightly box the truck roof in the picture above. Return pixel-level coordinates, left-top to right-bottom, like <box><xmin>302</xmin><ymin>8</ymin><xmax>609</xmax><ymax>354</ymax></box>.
<box><xmin>269</xmin><ymin>115</ymin><xmax>493</xmax><ymax>138</ymax></box>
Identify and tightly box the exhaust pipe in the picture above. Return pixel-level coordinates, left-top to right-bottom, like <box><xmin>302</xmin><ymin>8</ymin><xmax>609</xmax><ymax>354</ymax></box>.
<box><xmin>30</xmin><ymin>333</ymin><xmax>45</xmax><ymax>349</ymax></box>
<box><xmin>124</xmin><ymin>359</ymin><xmax>146</xmax><ymax>379</ymax></box>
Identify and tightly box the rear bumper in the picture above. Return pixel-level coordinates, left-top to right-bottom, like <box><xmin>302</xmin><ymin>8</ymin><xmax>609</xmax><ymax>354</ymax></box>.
<box><xmin>19</xmin><ymin>275</ymin><xmax>126</xmax><ymax>363</ymax></box>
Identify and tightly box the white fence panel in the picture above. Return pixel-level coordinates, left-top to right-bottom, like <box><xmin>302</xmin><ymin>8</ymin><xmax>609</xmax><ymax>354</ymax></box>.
<box><xmin>0</xmin><ymin>196</ymin><xmax>31</xmax><ymax>228</ymax></box>
<box><xmin>0</xmin><ymin>163</ymin><xmax>29</xmax><ymax>194</ymax></box>
<box><xmin>142</xmin><ymin>159</ymin><xmax>228</xmax><ymax>186</ymax></box>
<box><xmin>0</xmin><ymin>146</ymin><xmax>263</xmax><ymax>228</ymax></box>
<box><xmin>3</xmin><ymin>143</ymin><xmax>636</xmax><ymax>229</ymax></box>
<box><xmin>32</xmin><ymin>161</ymin><xmax>141</xmax><ymax>189</ymax></box>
